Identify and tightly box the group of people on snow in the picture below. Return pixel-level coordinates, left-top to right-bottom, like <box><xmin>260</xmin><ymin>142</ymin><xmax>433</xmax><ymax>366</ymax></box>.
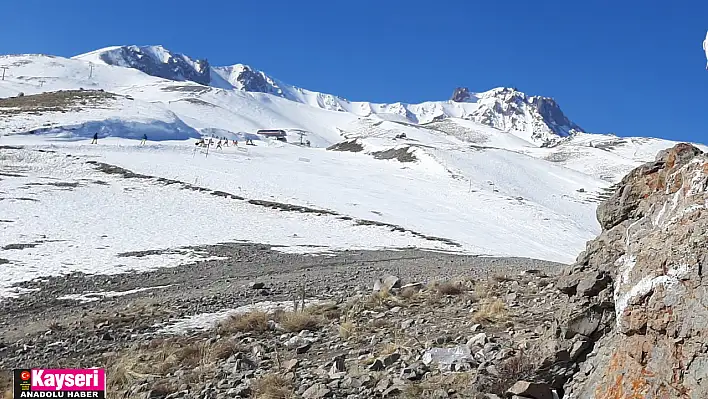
<box><xmin>195</xmin><ymin>135</ymin><xmax>254</xmax><ymax>149</ymax></box>
<box><xmin>90</xmin><ymin>133</ymin><xmax>148</xmax><ymax>145</ymax></box>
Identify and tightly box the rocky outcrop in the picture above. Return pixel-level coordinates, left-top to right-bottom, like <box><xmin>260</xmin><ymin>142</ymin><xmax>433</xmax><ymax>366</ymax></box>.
<box><xmin>99</xmin><ymin>45</ymin><xmax>211</xmax><ymax>86</ymax></box>
<box><xmin>468</xmin><ymin>88</ymin><xmax>583</xmax><ymax>146</ymax></box>
<box><xmin>548</xmin><ymin>143</ymin><xmax>708</xmax><ymax>398</ymax></box>
<box><xmin>451</xmin><ymin>87</ymin><xmax>472</xmax><ymax>102</ymax></box>
<box><xmin>230</xmin><ymin>65</ymin><xmax>284</xmax><ymax>95</ymax></box>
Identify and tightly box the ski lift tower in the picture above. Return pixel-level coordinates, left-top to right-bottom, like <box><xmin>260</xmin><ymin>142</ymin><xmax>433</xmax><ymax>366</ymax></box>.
<box><xmin>297</xmin><ymin>130</ymin><xmax>307</xmax><ymax>145</ymax></box>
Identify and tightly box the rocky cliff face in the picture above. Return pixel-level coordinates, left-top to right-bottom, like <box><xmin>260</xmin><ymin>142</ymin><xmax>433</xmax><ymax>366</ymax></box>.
<box><xmin>212</xmin><ymin>64</ymin><xmax>285</xmax><ymax>95</ymax></box>
<box><xmin>550</xmin><ymin>143</ymin><xmax>708</xmax><ymax>398</ymax></box>
<box><xmin>469</xmin><ymin>88</ymin><xmax>584</xmax><ymax>145</ymax></box>
<box><xmin>450</xmin><ymin>87</ymin><xmax>472</xmax><ymax>102</ymax></box>
<box><xmin>98</xmin><ymin>45</ymin><xmax>211</xmax><ymax>86</ymax></box>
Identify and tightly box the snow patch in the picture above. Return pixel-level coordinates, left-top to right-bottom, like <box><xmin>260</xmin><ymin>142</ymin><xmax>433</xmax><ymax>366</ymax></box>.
<box><xmin>156</xmin><ymin>300</ymin><xmax>326</xmax><ymax>334</ymax></box>
<box><xmin>616</xmin><ymin>264</ymin><xmax>690</xmax><ymax>326</ymax></box>
<box><xmin>57</xmin><ymin>285</ymin><xmax>172</xmax><ymax>303</ymax></box>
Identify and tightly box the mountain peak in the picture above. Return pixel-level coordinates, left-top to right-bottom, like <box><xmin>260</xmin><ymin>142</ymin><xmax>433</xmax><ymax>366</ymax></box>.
<box><xmin>75</xmin><ymin>45</ymin><xmax>211</xmax><ymax>85</ymax></box>
<box><xmin>211</xmin><ymin>64</ymin><xmax>284</xmax><ymax>95</ymax></box>
<box><xmin>471</xmin><ymin>86</ymin><xmax>584</xmax><ymax>143</ymax></box>
<box><xmin>450</xmin><ymin>87</ymin><xmax>472</xmax><ymax>102</ymax></box>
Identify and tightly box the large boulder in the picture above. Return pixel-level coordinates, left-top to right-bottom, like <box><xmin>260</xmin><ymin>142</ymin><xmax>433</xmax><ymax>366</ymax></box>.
<box><xmin>549</xmin><ymin>143</ymin><xmax>708</xmax><ymax>398</ymax></box>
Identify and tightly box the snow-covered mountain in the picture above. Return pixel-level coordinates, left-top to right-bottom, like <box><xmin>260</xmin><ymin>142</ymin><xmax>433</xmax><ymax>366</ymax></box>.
<box><xmin>2</xmin><ymin>45</ymin><xmax>706</xmax><ymax>270</ymax></box>
<box><xmin>449</xmin><ymin>87</ymin><xmax>584</xmax><ymax>144</ymax></box>
<box><xmin>72</xmin><ymin>45</ymin><xmax>581</xmax><ymax>146</ymax></box>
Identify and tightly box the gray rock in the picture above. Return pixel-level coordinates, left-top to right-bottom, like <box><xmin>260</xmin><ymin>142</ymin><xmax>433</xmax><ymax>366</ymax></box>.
<box><xmin>569</xmin><ymin>339</ymin><xmax>591</xmax><ymax>361</ymax></box>
<box><xmin>283</xmin><ymin>358</ymin><xmax>298</xmax><ymax>372</ymax></box>
<box><xmin>232</xmin><ymin>383</ymin><xmax>251</xmax><ymax>397</ymax></box>
<box><xmin>507</xmin><ymin>381</ymin><xmax>553</xmax><ymax>399</ymax></box>
<box><xmin>297</xmin><ymin>342</ymin><xmax>312</xmax><ymax>354</ymax></box>
<box><xmin>248</xmin><ymin>282</ymin><xmax>265</xmax><ymax>289</ymax></box>
<box><xmin>329</xmin><ymin>354</ymin><xmax>346</xmax><ymax>379</ymax></box>
<box><xmin>400</xmin><ymin>282</ymin><xmax>423</xmax><ymax>291</ymax></box>
<box><xmin>368</xmin><ymin>359</ymin><xmax>385</xmax><ymax>371</ymax></box>
<box><xmin>373</xmin><ymin>275</ymin><xmax>401</xmax><ymax>292</ymax></box>
<box><xmin>375</xmin><ymin>377</ymin><xmax>391</xmax><ymax>392</ymax></box>
<box><xmin>382</xmin><ymin>352</ymin><xmax>400</xmax><ymax>368</ymax></box>
<box><xmin>575</xmin><ymin>271</ymin><xmax>611</xmax><ymax>297</ymax></box>
<box><xmin>467</xmin><ymin>332</ymin><xmax>487</xmax><ymax>348</ymax></box>
<box><xmin>302</xmin><ymin>383</ymin><xmax>332</xmax><ymax>399</ymax></box>
<box><xmin>382</xmin><ymin>385</ymin><xmax>402</xmax><ymax>397</ymax></box>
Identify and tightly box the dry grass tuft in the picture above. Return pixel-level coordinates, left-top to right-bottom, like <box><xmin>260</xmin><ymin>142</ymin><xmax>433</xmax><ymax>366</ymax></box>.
<box><xmin>339</xmin><ymin>321</ymin><xmax>356</xmax><ymax>340</ymax></box>
<box><xmin>403</xmin><ymin>372</ymin><xmax>476</xmax><ymax>398</ymax></box>
<box><xmin>157</xmin><ymin>341</ymin><xmax>209</xmax><ymax>373</ymax></box>
<box><xmin>399</xmin><ymin>286</ymin><xmax>420</xmax><ymax>300</ymax></box>
<box><xmin>106</xmin><ymin>338</ymin><xmax>212</xmax><ymax>396</ymax></box>
<box><xmin>365</xmin><ymin>287</ymin><xmax>392</xmax><ymax>309</ymax></box>
<box><xmin>208</xmin><ymin>339</ymin><xmax>242</xmax><ymax>361</ymax></box>
<box><xmin>305</xmin><ymin>303</ymin><xmax>341</xmax><ymax>320</ymax></box>
<box><xmin>279</xmin><ymin>311</ymin><xmax>321</xmax><ymax>333</ymax></box>
<box><xmin>471</xmin><ymin>298</ymin><xmax>509</xmax><ymax>324</ymax></box>
<box><xmin>435</xmin><ymin>281</ymin><xmax>464</xmax><ymax>295</ymax></box>
<box><xmin>474</xmin><ymin>344</ymin><xmax>544</xmax><ymax>395</ymax></box>
<box><xmin>379</xmin><ymin>342</ymin><xmax>401</xmax><ymax>356</ymax></box>
<box><xmin>218</xmin><ymin>311</ymin><xmax>270</xmax><ymax>334</ymax></box>
<box><xmin>252</xmin><ymin>374</ymin><xmax>294</xmax><ymax>399</ymax></box>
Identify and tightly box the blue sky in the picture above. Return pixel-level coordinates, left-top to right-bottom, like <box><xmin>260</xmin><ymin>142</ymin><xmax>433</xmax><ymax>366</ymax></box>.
<box><xmin>1</xmin><ymin>0</ymin><xmax>707</xmax><ymax>143</ymax></box>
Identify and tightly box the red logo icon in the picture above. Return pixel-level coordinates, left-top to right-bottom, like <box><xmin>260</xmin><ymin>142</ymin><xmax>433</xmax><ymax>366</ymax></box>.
<box><xmin>20</xmin><ymin>371</ymin><xmax>30</xmax><ymax>381</ymax></box>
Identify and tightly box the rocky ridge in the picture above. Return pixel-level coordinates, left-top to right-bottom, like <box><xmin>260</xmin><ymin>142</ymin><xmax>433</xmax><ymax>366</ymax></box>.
<box><xmin>552</xmin><ymin>143</ymin><xmax>708</xmax><ymax>398</ymax></box>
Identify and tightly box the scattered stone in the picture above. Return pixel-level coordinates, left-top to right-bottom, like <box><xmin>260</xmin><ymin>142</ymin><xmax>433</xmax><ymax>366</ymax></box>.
<box><xmin>248</xmin><ymin>282</ymin><xmax>265</xmax><ymax>289</ymax></box>
<box><xmin>382</xmin><ymin>385</ymin><xmax>402</xmax><ymax>397</ymax></box>
<box><xmin>329</xmin><ymin>354</ymin><xmax>346</xmax><ymax>379</ymax></box>
<box><xmin>373</xmin><ymin>275</ymin><xmax>400</xmax><ymax>292</ymax></box>
<box><xmin>467</xmin><ymin>332</ymin><xmax>487</xmax><ymax>348</ymax></box>
<box><xmin>382</xmin><ymin>353</ymin><xmax>400</xmax><ymax>368</ymax></box>
<box><xmin>375</xmin><ymin>377</ymin><xmax>391</xmax><ymax>392</ymax></box>
<box><xmin>507</xmin><ymin>381</ymin><xmax>554</xmax><ymax>399</ymax></box>
<box><xmin>297</xmin><ymin>343</ymin><xmax>312</xmax><ymax>354</ymax></box>
<box><xmin>368</xmin><ymin>359</ymin><xmax>385</xmax><ymax>371</ymax></box>
<box><xmin>283</xmin><ymin>358</ymin><xmax>298</xmax><ymax>372</ymax></box>
<box><xmin>302</xmin><ymin>383</ymin><xmax>332</xmax><ymax>399</ymax></box>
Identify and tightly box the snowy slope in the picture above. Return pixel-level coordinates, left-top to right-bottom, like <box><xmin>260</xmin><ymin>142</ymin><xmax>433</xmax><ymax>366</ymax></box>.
<box><xmin>0</xmin><ymin>143</ymin><xmax>455</xmax><ymax>297</ymax></box>
<box><xmin>0</xmin><ymin>90</ymin><xmax>199</xmax><ymax>140</ymax></box>
<box><xmin>2</xmin><ymin>45</ymin><xmax>706</xmax><ymax>295</ymax></box>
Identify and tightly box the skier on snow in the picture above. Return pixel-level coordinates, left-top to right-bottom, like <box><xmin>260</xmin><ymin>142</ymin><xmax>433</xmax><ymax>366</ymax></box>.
<box><xmin>140</xmin><ymin>134</ymin><xmax>147</xmax><ymax>146</ymax></box>
<box><xmin>91</xmin><ymin>132</ymin><xmax>98</xmax><ymax>144</ymax></box>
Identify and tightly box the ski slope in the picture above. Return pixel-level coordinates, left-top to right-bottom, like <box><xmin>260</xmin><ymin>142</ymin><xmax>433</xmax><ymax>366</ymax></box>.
<box><xmin>1</xmin><ymin>47</ymin><xmax>705</xmax><ymax>297</ymax></box>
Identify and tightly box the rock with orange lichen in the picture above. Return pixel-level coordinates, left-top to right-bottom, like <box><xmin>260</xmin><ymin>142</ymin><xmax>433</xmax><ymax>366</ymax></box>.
<box><xmin>550</xmin><ymin>143</ymin><xmax>708</xmax><ymax>399</ymax></box>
